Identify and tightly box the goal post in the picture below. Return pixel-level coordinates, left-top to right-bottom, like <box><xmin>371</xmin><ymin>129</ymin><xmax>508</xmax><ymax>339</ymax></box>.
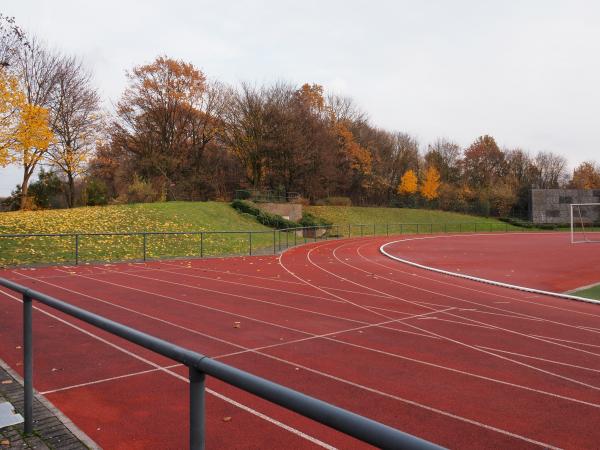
<box><xmin>570</xmin><ymin>203</ymin><xmax>600</xmax><ymax>243</ymax></box>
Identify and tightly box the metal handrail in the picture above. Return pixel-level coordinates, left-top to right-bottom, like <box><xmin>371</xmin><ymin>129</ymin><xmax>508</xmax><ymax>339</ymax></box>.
<box><xmin>0</xmin><ymin>277</ymin><xmax>443</xmax><ymax>450</ymax></box>
<box><xmin>0</xmin><ymin>222</ymin><xmax>521</xmax><ymax>266</ymax></box>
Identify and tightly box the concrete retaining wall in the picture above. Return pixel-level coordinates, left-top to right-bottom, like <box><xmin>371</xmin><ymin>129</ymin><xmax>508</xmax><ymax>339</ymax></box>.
<box><xmin>257</xmin><ymin>203</ymin><xmax>303</xmax><ymax>222</ymax></box>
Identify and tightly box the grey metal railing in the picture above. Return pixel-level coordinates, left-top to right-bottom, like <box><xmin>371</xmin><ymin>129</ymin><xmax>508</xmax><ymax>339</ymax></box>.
<box><xmin>0</xmin><ymin>277</ymin><xmax>444</xmax><ymax>450</ymax></box>
<box><xmin>0</xmin><ymin>222</ymin><xmax>522</xmax><ymax>267</ymax></box>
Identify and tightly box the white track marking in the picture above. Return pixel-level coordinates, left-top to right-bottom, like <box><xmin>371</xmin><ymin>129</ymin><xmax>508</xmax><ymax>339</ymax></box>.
<box><xmin>0</xmin><ymin>287</ymin><xmax>567</xmax><ymax>449</ymax></box>
<box><xmin>358</xmin><ymin>235</ymin><xmax>600</xmax><ymax>319</ymax></box>
<box><xmin>380</xmin><ymin>233</ymin><xmax>600</xmax><ymax>310</ymax></box>
<box><xmin>282</xmin><ymin>240</ymin><xmax>600</xmax><ymax>392</ymax></box>
<box><xmin>40</xmin><ymin>363</ymin><xmax>183</xmax><ymax>394</ymax></box>
<box><xmin>349</xmin><ymin>242</ymin><xmax>600</xmax><ymax>347</ymax></box>
<box><xmin>530</xmin><ymin>335</ymin><xmax>600</xmax><ymax>349</ymax></box>
<box><xmin>475</xmin><ymin>346</ymin><xmax>600</xmax><ymax>373</ymax></box>
<box><xmin>353</xmin><ymin>240</ymin><xmax>600</xmax><ymax>331</ymax></box>
<box><xmin>380</xmin><ymin>236</ymin><xmax>600</xmax><ymax>305</ymax></box>
<box><xmin>0</xmin><ymin>288</ymin><xmax>336</xmax><ymax>450</ymax></box>
<box><xmin>13</xmin><ymin>272</ymin><xmax>600</xmax><ymax>408</ymax></box>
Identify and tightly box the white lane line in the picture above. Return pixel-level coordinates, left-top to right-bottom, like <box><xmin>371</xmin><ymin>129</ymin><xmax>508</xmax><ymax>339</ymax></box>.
<box><xmin>40</xmin><ymin>363</ymin><xmax>183</xmax><ymax>394</ymax></box>
<box><xmin>359</xmin><ymin>236</ymin><xmax>600</xmax><ymax>319</ymax></box>
<box><xmin>284</xmin><ymin>239</ymin><xmax>600</xmax><ymax>393</ymax></box>
<box><xmin>0</xmin><ymin>278</ymin><xmax>588</xmax><ymax>448</ymax></box>
<box><xmin>348</xmin><ymin>242</ymin><xmax>600</xmax><ymax>354</ymax></box>
<box><xmin>14</xmin><ymin>272</ymin><xmax>599</xmax><ymax>410</ymax></box>
<box><xmin>379</xmin><ymin>234</ymin><xmax>600</xmax><ymax>305</ymax></box>
<box><xmin>474</xmin><ymin>346</ymin><xmax>600</xmax><ymax>373</ymax></box>
<box><xmin>0</xmin><ymin>288</ymin><xmax>336</xmax><ymax>450</ymax></box>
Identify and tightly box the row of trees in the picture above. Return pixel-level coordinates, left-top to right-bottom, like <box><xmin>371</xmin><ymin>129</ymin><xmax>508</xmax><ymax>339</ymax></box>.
<box><xmin>2</xmin><ymin>16</ymin><xmax>600</xmax><ymax>216</ymax></box>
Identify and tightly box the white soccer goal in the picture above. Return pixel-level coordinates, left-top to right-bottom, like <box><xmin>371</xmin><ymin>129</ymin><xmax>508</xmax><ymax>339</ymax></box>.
<box><xmin>570</xmin><ymin>203</ymin><xmax>600</xmax><ymax>243</ymax></box>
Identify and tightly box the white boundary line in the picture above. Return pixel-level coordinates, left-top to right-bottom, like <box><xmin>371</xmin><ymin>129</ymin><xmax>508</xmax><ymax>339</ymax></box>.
<box><xmin>379</xmin><ymin>234</ymin><xmax>600</xmax><ymax>305</ymax></box>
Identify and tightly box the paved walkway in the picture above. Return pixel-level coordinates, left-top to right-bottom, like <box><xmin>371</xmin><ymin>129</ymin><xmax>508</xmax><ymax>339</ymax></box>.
<box><xmin>0</xmin><ymin>360</ymin><xmax>96</xmax><ymax>449</ymax></box>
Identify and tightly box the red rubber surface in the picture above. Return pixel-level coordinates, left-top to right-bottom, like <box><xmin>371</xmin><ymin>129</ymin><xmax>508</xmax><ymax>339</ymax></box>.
<box><xmin>382</xmin><ymin>232</ymin><xmax>600</xmax><ymax>292</ymax></box>
<box><xmin>0</xmin><ymin>233</ymin><xmax>599</xmax><ymax>449</ymax></box>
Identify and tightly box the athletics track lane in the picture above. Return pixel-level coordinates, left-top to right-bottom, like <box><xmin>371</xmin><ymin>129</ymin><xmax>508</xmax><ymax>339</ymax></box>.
<box><xmin>0</xmin><ymin>233</ymin><xmax>599</xmax><ymax>448</ymax></box>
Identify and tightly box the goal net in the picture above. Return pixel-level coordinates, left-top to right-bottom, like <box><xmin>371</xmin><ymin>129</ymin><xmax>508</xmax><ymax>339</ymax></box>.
<box><xmin>571</xmin><ymin>203</ymin><xmax>600</xmax><ymax>243</ymax></box>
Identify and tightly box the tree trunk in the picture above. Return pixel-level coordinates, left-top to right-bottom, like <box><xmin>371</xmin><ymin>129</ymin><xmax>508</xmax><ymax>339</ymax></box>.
<box><xmin>67</xmin><ymin>172</ymin><xmax>75</xmax><ymax>208</ymax></box>
<box><xmin>20</xmin><ymin>168</ymin><xmax>32</xmax><ymax>210</ymax></box>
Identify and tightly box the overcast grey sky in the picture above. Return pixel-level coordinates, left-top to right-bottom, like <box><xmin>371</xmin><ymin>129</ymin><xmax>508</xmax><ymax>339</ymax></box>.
<box><xmin>1</xmin><ymin>0</ymin><xmax>599</xmax><ymax>195</ymax></box>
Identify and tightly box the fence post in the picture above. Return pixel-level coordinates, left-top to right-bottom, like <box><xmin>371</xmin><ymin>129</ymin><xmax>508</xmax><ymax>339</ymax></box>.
<box><xmin>361</xmin><ymin>224</ymin><xmax>364</xmax><ymax>237</ymax></box>
<box><xmin>386</xmin><ymin>223</ymin><xmax>389</xmax><ymax>236</ymax></box>
<box><xmin>286</xmin><ymin>230</ymin><xmax>289</xmax><ymax>247</ymax></box>
<box><xmin>249</xmin><ymin>232</ymin><xmax>252</xmax><ymax>256</ymax></box>
<box><xmin>189</xmin><ymin>367</ymin><xmax>205</xmax><ymax>450</ymax></box>
<box><xmin>417</xmin><ymin>224</ymin><xmax>419</xmax><ymax>234</ymax></box>
<box><xmin>23</xmin><ymin>294</ymin><xmax>33</xmax><ymax>435</ymax></box>
<box><xmin>294</xmin><ymin>229</ymin><xmax>297</xmax><ymax>247</ymax></box>
<box><xmin>200</xmin><ymin>232</ymin><xmax>204</xmax><ymax>258</ymax></box>
<box><xmin>373</xmin><ymin>224</ymin><xmax>376</xmax><ymax>236</ymax></box>
<box><xmin>273</xmin><ymin>230</ymin><xmax>276</xmax><ymax>254</ymax></box>
<box><xmin>75</xmin><ymin>234</ymin><xmax>79</xmax><ymax>265</ymax></box>
<box><xmin>348</xmin><ymin>224</ymin><xmax>351</xmax><ymax>238</ymax></box>
<box><xmin>475</xmin><ymin>223</ymin><xmax>477</xmax><ymax>233</ymax></box>
<box><xmin>143</xmin><ymin>233</ymin><xmax>147</xmax><ymax>262</ymax></box>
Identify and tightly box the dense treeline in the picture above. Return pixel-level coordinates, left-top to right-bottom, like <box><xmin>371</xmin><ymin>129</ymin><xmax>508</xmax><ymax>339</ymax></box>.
<box><xmin>2</xmin><ymin>16</ymin><xmax>600</xmax><ymax>217</ymax></box>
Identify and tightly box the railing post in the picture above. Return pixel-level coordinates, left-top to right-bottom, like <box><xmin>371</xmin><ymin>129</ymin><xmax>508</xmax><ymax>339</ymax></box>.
<box><xmin>348</xmin><ymin>224</ymin><xmax>351</xmax><ymax>238</ymax></box>
<box><xmin>361</xmin><ymin>224</ymin><xmax>364</xmax><ymax>237</ymax></box>
<box><xmin>23</xmin><ymin>293</ymin><xmax>33</xmax><ymax>435</ymax></box>
<box><xmin>294</xmin><ymin>229</ymin><xmax>297</xmax><ymax>247</ymax></box>
<box><xmin>75</xmin><ymin>234</ymin><xmax>79</xmax><ymax>265</ymax></box>
<box><xmin>189</xmin><ymin>367</ymin><xmax>205</xmax><ymax>450</ymax></box>
<box><xmin>200</xmin><ymin>232</ymin><xmax>204</xmax><ymax>258</ymax></box>
<box><xmin>386</xmin><ymin>223</ymin><xmax>389</xmax><ymax>236</ymax></box>
<box><xmin>143</xmin><ymin>233</ymin><xmax>147</xmax><ymax>262</ymax></box>
<box><xmin>286</xmin><ymin>230</ymin><xmax>289</xmax><ymax>247</ymax></box>
<box><xmin>273</xmin><ymin>230</ymin><xmax>276</xmax><ymax>254</ymax></box>
<box><xmin>248</xmin><ymin>232</ymin><xmax>252</xmax><ymax>256</ymax></box>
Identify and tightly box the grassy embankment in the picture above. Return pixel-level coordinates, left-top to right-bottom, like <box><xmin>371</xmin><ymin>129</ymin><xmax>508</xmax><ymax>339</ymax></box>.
<box><xmin>305</xmin><ymin>205</ymin><xmax>521</xmax><ymax>235</ymax></box>
<box><xmin>1</xmin><ymin>202</ymin><xmax>521</xmax><ymax>266</ymax></box>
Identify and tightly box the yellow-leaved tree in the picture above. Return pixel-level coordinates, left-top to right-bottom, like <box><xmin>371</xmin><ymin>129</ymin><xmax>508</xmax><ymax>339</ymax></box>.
<box><xmin>421</xmin><ymin>166</ymin><xmax>441</xmax><ymax>201</ymax></box>
<box><xmin>397</xmin><ymin>169</ymin><xmax>418</xmax><ymax>195</ymax></box>
<box><xmin>0</xmin><ymin>69</ymin><xmax>53</xmax><ymax>208</ymax></box>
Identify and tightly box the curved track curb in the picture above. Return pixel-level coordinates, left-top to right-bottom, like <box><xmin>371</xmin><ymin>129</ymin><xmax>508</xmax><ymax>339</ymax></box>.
<box><xmin>379</xmin><ymin>234</ymin><xmax>600</xmax><ymax>306</ymax></box>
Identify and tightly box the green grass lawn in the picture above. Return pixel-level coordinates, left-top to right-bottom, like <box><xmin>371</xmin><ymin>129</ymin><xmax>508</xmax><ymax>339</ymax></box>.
<box><xmin>1</xmin><ymin>202</ymin><xmax>529</xmax><ymax>267</ymax></box>
<box><xmin>572</xmin><ymin>284</ymin><xmax>600</xmax><ymax>301</ymax></box>
<box><xmin>306</xmin><ymin>206</ymin><xmax>521</xmax><ymax>236</ymax></box>
<box><xmin>0</xmin><ymin>202</ymin><xmax>278</xmax><ymax>266</ymax></box>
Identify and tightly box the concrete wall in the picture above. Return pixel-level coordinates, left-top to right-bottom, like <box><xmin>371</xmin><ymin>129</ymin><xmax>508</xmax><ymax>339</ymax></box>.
<box><xmin>530</xmin><ymin>189</ymin><xmax>600</xmax><ymax>223</ymax></box>
<box><xmin>257</xmin><ymin>202</ymin><xmax>303</xmax><ymax>222</ymax></box>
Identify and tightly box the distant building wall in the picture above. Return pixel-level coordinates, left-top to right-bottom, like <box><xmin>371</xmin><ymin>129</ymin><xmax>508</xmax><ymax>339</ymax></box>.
<box><xmin>530</xmin><ymin>189</ymin><xmax>600</xmax><ymax>223</ymax></box>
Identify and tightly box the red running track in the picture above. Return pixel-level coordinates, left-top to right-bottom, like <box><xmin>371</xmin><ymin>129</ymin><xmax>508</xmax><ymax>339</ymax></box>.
<box><xmin>0</xmin><ymin>233</ymin><xmax>599</xmax><ymax>449</ymax></box>
<box><xmin>381</xmin><ymin>232</ymin><xmax>600</xmax><ymax>292</ymax></box>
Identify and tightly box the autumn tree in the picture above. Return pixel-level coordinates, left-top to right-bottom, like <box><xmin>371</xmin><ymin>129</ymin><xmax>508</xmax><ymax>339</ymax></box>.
<box><xmin>0</xmin><ymin>69</ymin><xmax>53</xmax><ymax>208</ymax></box>
<box><xmin>47</xmin><ymin>56</ymin><xmax>103</xmax><ymax>207</ymax></box>
<box><xmin>462</xmin><ymin>135</ymin><xmax>506</xmax><ymax>188</ymax></box>
<box><xmin>425</xmin><ymin>139</ymin><xmax>461</xmax><ymax>183</ymax></box>
<box><xmin>397</xmin><ymin>169</ymin><xmax>418</xmax><ymax>195</ymax></box>
<box><xmin>112</xmin><ymin>56</ymin><xmax>226</xmax><ymax>200</ymax></box>
<box><xmin>13</xmin><ymin>37</ymin><xmax>61</xmax><ymax>208</ymax></box>
<box><xmin>421</xmin><ymin>166</ymin><xmax>441</xmax><ymax>201</ymax></box>
<box><xmin>569</xmin><ymin>161</ymin><xmax>600</xmax><ymax>189</ymax></box>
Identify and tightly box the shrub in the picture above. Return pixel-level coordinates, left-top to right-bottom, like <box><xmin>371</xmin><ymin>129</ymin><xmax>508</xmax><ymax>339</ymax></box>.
<box><xmin>299</xmin><ymin>212</ymin><xmax>332</xmax><ymax>227</ymax></box>
<box><xmin>236</xmin><ymin>189</ymin><xmax>252</xmax><ymax>200</ymax></box>
<box><xmin>231</xmin><ymin>199</ymin><xmax>300</xmax><ymax>229</ymax></box>
<box><xmin>122</xmin><ymin>175</ymin><xmax>160</xmax><ymax>204</ymax></box>
<box><xmin>85</xmin><ymin>179</ymin><xmax>109</xmax><ymax>206</ymax></box>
